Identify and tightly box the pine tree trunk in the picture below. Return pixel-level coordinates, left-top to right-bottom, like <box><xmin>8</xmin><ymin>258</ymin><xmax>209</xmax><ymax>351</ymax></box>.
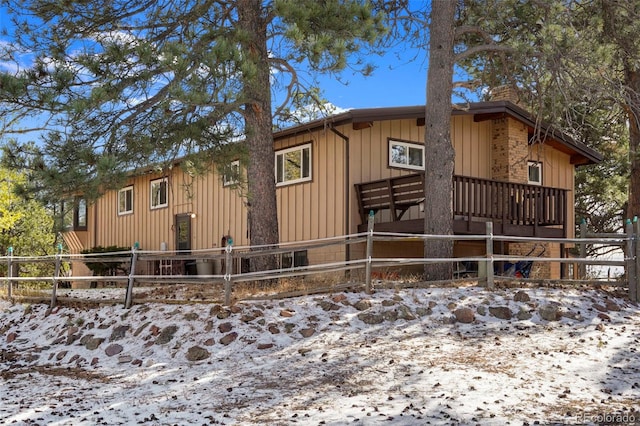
<box><xmin>423</xmin><ymin>1</ymin><xmax>456</xmax><ymax>281</ymax></box>
<box><xmin>238</xmin><ymin>0</ymin><xmax>279</xmax><ymax>272</ymax></box>
<box><xmin>625</xmin><ymin>68</ymin><xmax>640</xmax><ymax>221</ymax></box>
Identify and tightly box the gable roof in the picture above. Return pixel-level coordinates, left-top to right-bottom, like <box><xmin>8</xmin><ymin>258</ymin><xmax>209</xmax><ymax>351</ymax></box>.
<box><xmin>273</xmin><ymin>101</ymin><xmax>603</xmax><ymax>165</ymax></box>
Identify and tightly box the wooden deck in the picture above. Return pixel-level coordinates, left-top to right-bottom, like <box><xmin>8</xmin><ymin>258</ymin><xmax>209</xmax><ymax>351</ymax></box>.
<box><xmin>355</xmin><ymin>173</ymin><xmax>568</xmax><ymax>238</ymax></box>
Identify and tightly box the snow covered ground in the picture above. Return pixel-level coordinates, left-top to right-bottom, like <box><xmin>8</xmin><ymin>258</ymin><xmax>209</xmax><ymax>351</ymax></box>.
<box><xmin>1</xmin><ymin>285</ymin><xmax>639</xmax><ymax>425</ymax></box>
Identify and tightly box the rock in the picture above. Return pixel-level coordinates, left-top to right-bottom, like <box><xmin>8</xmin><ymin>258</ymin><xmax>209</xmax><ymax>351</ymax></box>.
<box><xmin>133</xmin><ymin>322</ymin><xmax>150</xmax><ymax>337</ymax></box>
<box><xmin>454</xmin><ymin>308</ymin><xmax>475</xmax><ymax>324</ymax></box>
<box><xmin>592</xmin><ymin>303</ymin><xmax>608</xmax><ymax>312</ymax></box>
<box><xmin>91</xmin><ymin>357</ymin><xmax>99</xmax><ymax>366</ymax></box>
<box><xmin>230</xmin><ymin>306</ymin><xmax>242</xmax><ymax>314</ymax></box>
<box><xmin>382</xmin><ymin>300</ymin><xmax>396</xmax><ymax>307</ymax></box>
<box><xmin>80</xmin><ymin>334</ymin><xmax>105</xmax><ymax>351</ymax></box>
<box><xmin>598</xmin><ymin>312</ymin><xmax>611</xmax><ymax>322</ymax></box>
<box><xmin>382</xmin><ymin>310</ymin><xmax>398</xmax><ymax>322</ymax></box>
<box><xmin>6</xmin><ymin>332</ymin><xmax>17</xmax><ymax>343</ymax></box>
<box><xmin>132</xmin><ymin>359</ymin><xmax>143</xmax><ymax>366</ymax></box>
<box><xmin>267</xmin><ymin>324</ymin><xmax>280</xmax><ymax>334</ymax></box>
<box><xmin>118</xmin><ymin>355</ymin><xmax>132</xmax><ymax>364</ymax></box>
<box><xmin>149</xmin><ymin>325</ymin><xmax>160</xmax><ymax>336</ymax></box>
<box><xmin>56</xmin><ymin>351</ymin><xmax>68</xmax><ymax>361</ymax></box>
<box><xmin>219</xmin><ymin>332</ymin><xmax>238</xmax><ymax>346</ymax></box>
<box><xmin>284</xmin><ymin>323</ymin><xmax>296</xmax><ymax>334</ymax></box>
<box><xmin>183</xmin><ymin>313</ymin><xmax>199</xmax><ymax>321</ymax></box>
<box><xmin>605</xmin><ymin>300</ymin><xmax>620</xmax><ymax>312</ymax></box>
<box><xmin>354</xmin><ymin>300</ymin><xmax>372</xmax><ymax>311</ymax></box>
<box><xmin>257</xmin><ymin>343</ymin><xmax>274</xmax><ymax>350</ymax></box>
<box><xmin>300</xmin><ymin>327</ymin><xmax>315</xmax><ymax>338</ymax></box>
<box><xmin>396</xmin><ymin>305</ymin><xmax>416</xmax><ymax>321</ymax></box>
<box><xmin>204</xmin><ymin>320</ymin><xmax>214</xmax><ymax>332</ymax></box>
<box><xmin>513</xmin><ymin>291</ymin><xmax>530</xmax><ymax>302</ymax></box>
<box><xmin>216</xmin><ymin>310</ymin><xmax>231</xmax><ymax>319</ymax></box>
<box><xmin>110</xmin><ymin>325</ymin><xmax>130</xmax><ymax>341</ymax></box>
<box><xmin>476</xmin><ymin>305</ymin><xmax>487</xmax><ymax>316</ymax></box>
<box><xmin>489</xmin><ymin>306</ymin><xmax>512</xmax><ymax>320</ymax></box>
<box><xmin>539</xmin><ymin>304</ymin><xmax>561</xmax><ymax>321</ymax></box>
<box><xmin>105</xmin><ymin>344</ymin><xmax>123</xmax><ymax>357</ymax></box>
<box><xmin>516</xmin><ymin>308</ymin><xmax>533</xmax><ymax>321</ymax></box>
<box><xmin>218</xmin><ymin>322</ymin><xmax>233</xmax><ymax>333</ymax></box>
<box><xmin>240</xmin><ymin>314</ymin><xmax>256</xmax><ymax>323</ymax></box>
<box><xmin>332</xmin><ymin>294</ymin><xmax>347</xmax><ymax>303</ymax></box>
<box><xmin>203</xmin><ymin>338</ymin><xmax>216</xmax><ymax>346</ymax></box>
<box><xmin>447</xmin><ymin>302</ymin><xmax>457</xmax><ymax>311</ymax></box>
<box><xmin>155</xmin><ymin>325</ymin><xmax>178</xmax><ymax>345</ymax></box>
<box><xmin>280</xmin><ymin>309</ymin><xmax>295</xmax><ymax>318</ymax></box>
<box><xmin>186</xmin><ymin>346</ymin><xmax>210</xmax><ymax>362</ymax></box>
<box><xmin>318</xmin><ymin>301</ymin><xmax>341</xmax><ymax>311</ymax></box>
<box><xmin>357</xmin><ymin>312</ymin><xmax>385</xmax><ymax>324</ymax></box>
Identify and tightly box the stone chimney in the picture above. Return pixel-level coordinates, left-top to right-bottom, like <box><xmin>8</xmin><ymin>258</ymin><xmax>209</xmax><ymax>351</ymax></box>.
<box><xmin>489</xmin><ymin>85</ymin><xmax>524</xmax><ymax>108</ymax></box>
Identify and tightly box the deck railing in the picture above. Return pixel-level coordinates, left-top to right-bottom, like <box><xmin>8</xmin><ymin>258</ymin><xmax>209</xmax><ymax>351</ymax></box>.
<box><xmin>356</xmin><ymin>173</ymin><xmax>568</xmax><ymax>236</ymax></box>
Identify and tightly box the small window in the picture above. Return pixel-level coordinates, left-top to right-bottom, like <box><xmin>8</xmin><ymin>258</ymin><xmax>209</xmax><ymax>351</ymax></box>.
<box><xmin>61</xmin><ymin>199</ymin><xmax>74</xmax><ymax>230</ymax></box>
<box><xmin>74</xmin><ymin>197</ymin><xmax>87</xmax><ymax>230</ymax></box>
<box><xmin>528</xmin><ymin>161</ymin><xmax>542</xmax><ymax>185</ymax></box>
<box><xmin>118</xmin><ymin>186</ymin><xmax>134</xmax><ymax>215</ymax></box>
<box><xmin>389</xmin><ymin>139</ymin><xmax>424</xmax><ymax>170</ymax></box>
<box><xmin>275</xmin><ymin>143</ymin><xmax>312</xmax><ymax>186</ymax></box>
<box><xmin>223</xmin><ymin>160</ymin><xmax>240</xmax><ymax>187</ymax></box>
<box><xmin>150</xmin><ymin>178</ymin><xmax>168</xmax><ymax>209</ymax></box>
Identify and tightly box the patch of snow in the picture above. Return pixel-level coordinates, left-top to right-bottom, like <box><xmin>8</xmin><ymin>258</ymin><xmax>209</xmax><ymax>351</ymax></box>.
<box><xmin>1</xmin><ymin>286</ymin><xmax>639</xmax><ymax>425</ymax></box>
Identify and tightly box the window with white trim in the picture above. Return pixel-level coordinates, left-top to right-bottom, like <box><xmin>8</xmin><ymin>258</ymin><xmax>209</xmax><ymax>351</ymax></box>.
<box><xmin>223</xmin><ymin>160</ymin><xmax>240</xmax><ymax>187</ymax></box>
<box><xmin>118</xmin><ymin>186</ymin><xmax>134</xmax><ymax>215</ymax></box>
<box><xmin>275</xmin><ymin>143</ymin><xmax>311</xmax><ymax>186</ymax></box>
<box><xmin>150</xmin><ymin>178</ymin><xmax>168</xmax><ymax>209</ymax></box>
<box><xmin>527</xmin><ymin>161</ymin><xmax>542</xmax><ymax>185</ymax></box>
<box><xmin>389</xmin><ymin>139</ymin><xmax>424</xmax><ymax>170</ymax></box>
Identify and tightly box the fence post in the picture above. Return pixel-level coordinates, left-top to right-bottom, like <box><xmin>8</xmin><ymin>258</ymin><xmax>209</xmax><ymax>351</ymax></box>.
<box><xmin>485</xmin><ymin>222</ymin><xmax>494</xmax><ymax>290</ymax></box>
<box><xmin>224</xmin><ymin>242</ymin><xmax>233</xmax><ymax>306</ymax></box>
<box><xmin>625</xmin><ymin>219</ymin><xmax>636</xmax><ymax>302</ymax></box>
<box><xmin>365</xmin><ymin>210</ymin><xmax>375</xmax><ymax>294</ymax></box>
<box><xmin>579</xmin><ymin>219</ymin><xmax>587</xmax><ymax>279</ymax></box>
<box><xmin>6</xmin><ymin>246</ymin><xmax>13</xmax><ymax>298</ymax></box>
<box><xmin>50</xmin><ymin>244</ymin><xmax>62</xmax><ymax>308</ymax></box>
<box><xmin>124</xmin><ymin>244</ymin><xmax>138</xmax><ymax>309</ymax></box>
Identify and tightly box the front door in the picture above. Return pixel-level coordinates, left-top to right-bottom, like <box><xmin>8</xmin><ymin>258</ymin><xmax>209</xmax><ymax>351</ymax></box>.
<box><xmin>175</xmin><ymin>214</ymin><xmax>192</xmax><ymax>253</ymax></box>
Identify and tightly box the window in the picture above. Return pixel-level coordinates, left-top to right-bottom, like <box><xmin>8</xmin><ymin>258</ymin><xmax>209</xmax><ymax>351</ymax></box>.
<box><xmin>74</xmin><ymin>197</ymin><xmax>87</xmax><ymax>230</ymax></box>
<box><xmin>150</xmin><ymin>178</ymin><xmax>168</xmax><ymax>209</ymax></box>
<box><xmin>61</xmin><ymin>199</ymin><xmax>74</xmax><ymax>230</ymax></box>
<box><xmin>118</xmin><ymin>186</ymin><xmax>134</xmax><ymax>215</ymax></box>
<box><xmin>60</xmin><ymin>197</ymin><xmax>87</xmax><ymax>230</ymax></box>
<box><xmin>275</xmin><ymin>143</ymin><xmax>311</xmax><ymax>186</ymax></box>
<box><xmin>528</xmin><ymin>161</ymin><xmax>542</xmax><ymax>185</ymax></box>
<box><xmin>389</xmin><ymin>139</ymin><xmax>424</xmax><ymax>170</ymax></box>
<box><xmin>223</xmin><ymin>160</ymin><xmax>240</xmax><ymax>187</ymax></box>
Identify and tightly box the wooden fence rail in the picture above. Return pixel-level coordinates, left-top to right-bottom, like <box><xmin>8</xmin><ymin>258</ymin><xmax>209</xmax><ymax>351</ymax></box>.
<box><xmin>2</xmin><ymin>220</ymin><xmax>638</xmax><ymax>307</ymax></box>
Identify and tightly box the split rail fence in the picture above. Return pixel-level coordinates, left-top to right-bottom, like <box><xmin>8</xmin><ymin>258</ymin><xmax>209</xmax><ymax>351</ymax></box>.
<box><xmin>2</xmin><ymin>216</ymin><xmax>639</xmax><ymax>308</ymax></box>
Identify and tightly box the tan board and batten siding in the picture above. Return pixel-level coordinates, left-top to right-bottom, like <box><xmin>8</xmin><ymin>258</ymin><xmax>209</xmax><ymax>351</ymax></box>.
<box><xmin>90</xmin><ymin>168</ymin><xmax>247</xmax><ymax>252</ymax></box>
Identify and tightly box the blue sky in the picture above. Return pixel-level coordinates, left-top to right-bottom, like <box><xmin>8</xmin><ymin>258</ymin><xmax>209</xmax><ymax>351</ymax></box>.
<box><xmin>318</xmin><ymin>52</ymin><xmax>428</xmax><ymax>110</ymax></box>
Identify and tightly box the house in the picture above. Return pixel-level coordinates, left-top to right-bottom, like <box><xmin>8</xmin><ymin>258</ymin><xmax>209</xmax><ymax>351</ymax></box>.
<box><xmin>60</xmin><ymin>96</ymin><xmax>602</xmax><ymax>283</ymax></box>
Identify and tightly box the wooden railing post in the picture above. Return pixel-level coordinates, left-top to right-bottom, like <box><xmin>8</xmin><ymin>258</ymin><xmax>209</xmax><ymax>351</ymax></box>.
<box><xmin>124</xmin><ymin>244</ymin><xmax>138</xmax><ymax>309</ymax></box>
<box><xmin>365</xmin><ymin>210</ymin><xmax>375</xmax><ymax>294</ymax></box>
<box><xmin>50</xmin><ymin>244</ymin><xmax>62</xmax><ymax>308</ymax></box>
<box><xmin>579</xmin><ymin>219</ymin><xmax>587</xmax><ymax>279</ymax></box>
<box><xmin>625</xmin><ymin>219</ymin><xmax>636</xmax><ymax>302</ymax></box>
<box><xmin>6</xmin><ymin>246</ymin><xmax>13</xmax><ymax>298</ymax></box>
<box><xmin>224</xmin><ymin>242</ymin><xmax>233</xmax><ymax>306</ymax></box>
<box><xmin>485</xmin><ymin>222</ymin><xmax>494</xmax><ymax>290</ymax></box>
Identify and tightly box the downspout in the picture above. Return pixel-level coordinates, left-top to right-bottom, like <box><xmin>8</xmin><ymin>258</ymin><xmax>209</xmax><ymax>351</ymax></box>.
<box><xmin>329</xmin><ymin>125</ymin><xmax>351</xmax><ymax>266</ymax></box>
